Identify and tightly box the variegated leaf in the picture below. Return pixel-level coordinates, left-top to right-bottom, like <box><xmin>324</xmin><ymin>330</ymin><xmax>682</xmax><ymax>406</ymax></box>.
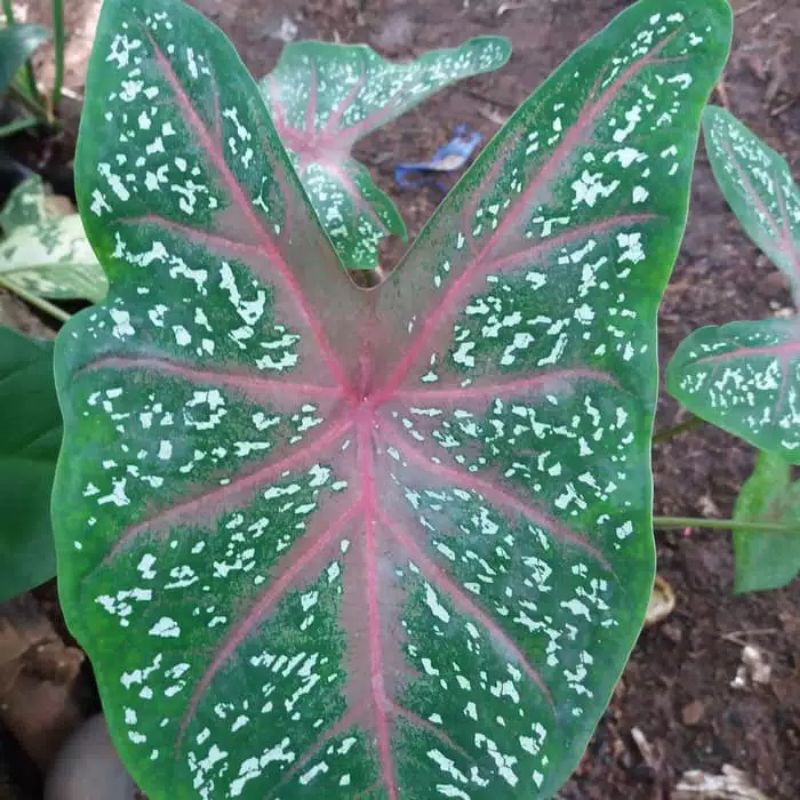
<box><xmin>667</xmin><ymin>107</ymin><xmax>800</xmax><ymax>460</ymax></box>
<box><xmin>261</xmin><ymin>39</ymin><xmax>511</xmax><ymax>269</ymax></box>
<box><xmin>0</xmin><ymin>176</ymin><xmax>108</xmax><ymax>302</ymax></box>
<box><xmin>52</xmin><ymin>1</ymin><xmax>731</xmax><ymax>799</ymax></box>
<box><xmin>733</xmin><ymin>451</ymin><xmax>800</xmax><ymax>593</ymax></box>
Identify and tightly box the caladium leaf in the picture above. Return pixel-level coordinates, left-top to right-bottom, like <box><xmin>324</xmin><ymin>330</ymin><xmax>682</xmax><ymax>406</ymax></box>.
<box><xmin>733</xmin><ymin>451</ymin><xmax>800</xmax><ymax>593</ymax></box>
<box><xmin>0</xmin><ymin>176</ymin><xmax>108</xmax><ymax>302</ymax></box>
<box><xmin>667</xmin><ymin>107</ymin><xmax>800</xmax><ymax>460</ymax></box>
<box><xmin>261</xmin><ymin>38</ymin><xmax>511</xmax><ymax>269</ymax></box>
<box><xmin>0</xmin><ymin>326</ymin><xmax>60</xmax><ymax>602</ymax></box>
<box><xmin>0</xmin><ymin>23</ymin><xmax>47</xmax><ymax>95</ymax></box>
<box><xmin>52</xmin><ymin>0</ymin><xmax>730</xmax><ymax>798</ymax></box>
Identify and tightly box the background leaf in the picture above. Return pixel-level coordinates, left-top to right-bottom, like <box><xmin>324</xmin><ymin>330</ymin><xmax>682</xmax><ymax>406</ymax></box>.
<box><xmin>0</xmin><ymin>176</ymin><xmax>108</xmax><ymax>303</ymax></box>
<box><xmin>0</xmin><ymin>23</ymin><xmax>48</xmax><ymax>95</ymax></box>
<box><xmin>0</xmin><ymin>326</ymin><xmax>60</xmax><ymax>602</ymax></box>
<box><xmin>733</xmin><ymin>451</ymin><xmax>800</xmax><ymax>593</ymax></box>
<box><xmin>53</xmin><ymin>0</ymin><xmax>730</xmax><ymax>798</ymax></box>
<box><xmin>666</xmin><ymin>107</ymin><xmax>800</xmax><ymax>460</ymax></box>
<box><xmin>261</xmin><ymin>38</ymin><xmax>511</xmax><ymax>269</ymax></box>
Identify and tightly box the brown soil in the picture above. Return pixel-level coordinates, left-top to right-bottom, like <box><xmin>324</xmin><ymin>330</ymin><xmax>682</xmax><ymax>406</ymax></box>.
<box><xmin>2</xmin><ymin>0</ymin><xmax>800</xmax><ymax>797</ymax></box>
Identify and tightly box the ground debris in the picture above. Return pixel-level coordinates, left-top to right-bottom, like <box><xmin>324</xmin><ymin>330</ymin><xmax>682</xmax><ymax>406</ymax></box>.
<box><xmin>645</xmin><ymin>575</ymin><xmax>676</xmax><ymax>626</ymax></box>
<box><xmin>0</xmin><ymin>594</ymin><xmax>86</xmax><ymax>768</ymax></box>
<box><xmin>730</xmin><ymin>645</ymin><xmax>772</xmax><ymax>690</ymax></box>
<box><xmin>674</xmin><ymin>765</ymin><xmax>770</xmax><ymax>799</ymax></box>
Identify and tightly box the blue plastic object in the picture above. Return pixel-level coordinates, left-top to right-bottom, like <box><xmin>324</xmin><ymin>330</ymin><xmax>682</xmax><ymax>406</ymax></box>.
<box><xmin>395</xmin><ymin>124</ymin><xmax>483</xmax><ymax>189</ymax></box>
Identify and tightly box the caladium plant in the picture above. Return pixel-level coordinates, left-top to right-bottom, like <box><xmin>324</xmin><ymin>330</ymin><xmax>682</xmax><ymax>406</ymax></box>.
<box><xmin>0</xmin><ymin>175</ymin><xmax>107</xmax><ymax>306</ymax></box>
<box><xmin>261</xmin><ymin>38</ymin><xmax>511</xmax><ymax>270</ymax></box>
<box><xmin>52</xmin><ymin>0</ymin><xmax>731</xmax><ymax>798</ymax></box>
<box><xmin>667</xmin><ymin>107</ymin><xmax>800</xmax><ymax>461</ymax></box>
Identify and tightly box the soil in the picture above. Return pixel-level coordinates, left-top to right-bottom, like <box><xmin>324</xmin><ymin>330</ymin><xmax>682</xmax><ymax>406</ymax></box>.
<box><xmin>2</xmin><ymin>0</ymin><xmax>800</xmax><ymax>798</ymax></box>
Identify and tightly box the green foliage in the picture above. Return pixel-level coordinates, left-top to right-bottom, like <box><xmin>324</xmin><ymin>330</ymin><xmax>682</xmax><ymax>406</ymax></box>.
<box><xmin>0</xmin><ymin>22</ymin><xmax>47</xmax><ymax>95</ymax></box>
<box><xmin>262</xmin><ymin>39</ymin><xmax>511</xmax><ymax>269</ymax></box>
<box><xmin>52</xmin><ymin>0</ymin><xmax>730</xmax><ymax>798</ymax></box>
<box><xmin>667</xmin><ymin>107</ymin><xmax>800</xmax><ymax>461</ymax></box>
<box><xmin>0</xmin><ymin>176</ymin><xmax>107</xmax><ymax>305</ymax></box>
<box><xmin>0</xmin><ymin>326</ymin><xmax>60</xmax><ymax>602</ymax></box>
<box><xmin>733</xmin><ymin>452</ymin><xmax>800</xmax><ymax>593</ymax></box>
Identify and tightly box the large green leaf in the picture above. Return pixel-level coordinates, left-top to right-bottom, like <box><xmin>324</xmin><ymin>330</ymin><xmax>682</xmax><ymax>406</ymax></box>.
<box><xmin>0</xmin><ymin>23</ymin><xmax>48</xmax><ymax>95</ymax></box>
<box><xmin>666</xmin><ymin>107</ymin><xmax>800</xmax><ymax>460</ymax></box>
<box><xmin>261</xmin><ymin>39</ymin><xmax>511</xmax><ymax>269</ymax></box>
<box><xmin>0</xmin><ymin>176</ymin><xmax>108</xmax><ymax>302</ymax></box>
<box><xmin>0</xmin><ymin>326</ymin><xmax>60</xmax><ymax>601</ymax></box>
<box><xmin>52</xmin><ymin>0</ymin><xmax>730</xmax><ymax>797</ymax></box>
<box><xmin>733</xmin><ymin>451</ymin><xmax>800</xmax><ymax>593</ymax></box>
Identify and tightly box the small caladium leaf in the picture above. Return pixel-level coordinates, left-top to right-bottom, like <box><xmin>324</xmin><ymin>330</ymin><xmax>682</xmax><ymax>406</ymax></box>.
<box><xmin>0</xmin><ymin>326</ymin><xmax>60</xmax><ymax>602</ymax></box>
<box><xmin>0</xmin><ymin>23</ymin><xmax>48</xmax><ymax>94</ymax></box>
<box><xmin>53</xmin><ymin>0</ymin><xmax>730</xmax><ymax>798</ymax></box>
<box><xmin>0</xmin><ymin>176</ymin><xmax>108</xmax><ymax>303</ymax></box>
<box><xmin>733</xmin><ymin>451</ymin><xmax>800</xmax><ymax>593</ymax></box>
<box><xmin>666</xmin><ymin>107</ymin><xmax>800</xmax><ymax>460</ymax></box>
<box><xmin>261</xmin><ymin>38</ymin><xmax>511</xmax><ymax>269</ymax></box>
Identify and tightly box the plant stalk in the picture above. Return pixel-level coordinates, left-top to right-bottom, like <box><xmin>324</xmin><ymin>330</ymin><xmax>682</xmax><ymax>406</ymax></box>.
<box><xmin>0</xmin><ymin>277</ymin><xmax>71</xmax><ymax>322</ymax></box>
<box><xmin>2</xmin><ymin>0</ymin><xmax>43</xmax><ymax>111</ymax></box>
<box><xmin>652</xmin><ymin>414</ymin><xmax>704</xmax><ymax>444</ymax></box>
<box><xmin>653</xmin><ymin>516</ymin><xmax>798</xmax><ymax>534</ymax></box>
<box><xmin>50</xmin><ymin>0</ymin><xmax>64</xmax><ymax>111</ymax></box>
<box><xmin>8</xmin><ymin>84</ymin><xmax>49</xmax><ymax>124</ymax></box>
<box><xmin>0</xmin><ymin>115</ymin><xmax>37</xmax><ymax>138</ymax></box>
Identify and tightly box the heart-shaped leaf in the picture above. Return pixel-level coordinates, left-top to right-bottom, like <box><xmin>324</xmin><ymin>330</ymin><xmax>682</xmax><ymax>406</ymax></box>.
<box><xmin>52</xmin><ymin>0</ymin><xmax>730</xmax><ymax>798</ymax></box>
<box><xmin>667</xmin><ymin>107</ymin><xmax>800</xmax><ymax>460</ymax></box>
<box><xmin>0</xmin><ymin>326</ymin><xmax>60</xmax><ymax>602</ymax></box>
<box><xmin>733</xmin><ymin>452</ymin><xmax>800</xmax><ymax>593</ymax></box>
<box><xmin>261</xmin><ymin>38</ymin><xmax>511</xmax><ymax>269</ymax></box>
<box><xmin>0</xmin><ymin>176</ymin><xmax>108</xmax><ymax>303</ymax></box>
<box><xmin>0</xmin><ymin>23</ymin><xmax>48</xmax><ymax>95</ymax></box>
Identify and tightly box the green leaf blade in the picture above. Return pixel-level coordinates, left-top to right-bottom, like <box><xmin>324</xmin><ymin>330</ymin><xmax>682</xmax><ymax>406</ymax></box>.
<box><xmin>262</xmin><ymin>38</ymin><xmax>511</xmax><ymax>269</ymax></box>
<box><xmin>0</xmin><ymin>23</ymin><xmax>48</xmax><ymax>95</ymax></box>
<box><xmin>53</xmin><ymin>0</ymin><xmax>731</xmax><ymax>798</ymax></box>
<box><xmin>666</xmin><ymin>109</ymin><xmax>800</xmax><ymax>461</ymax></box>
<box><xmin>733</xmin><ymin>451</ymin><xmax>800</xmax><ymax>593</ymax></box>
<box><xmin>0</xmin><ymin>326</ymin><xmax>60</xmax><ymax>601</ymax></box>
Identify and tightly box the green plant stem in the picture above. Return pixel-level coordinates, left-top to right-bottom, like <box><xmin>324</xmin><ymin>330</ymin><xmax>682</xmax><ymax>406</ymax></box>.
<box><xmin>0</xmin><ymin>277</ymin><xmax>70</xmax><ymax>322</ymax></box>
<box><xmin>652</xmin><ymin>414</ymin><xmax>704</xmax><ymax>444</ymax></box>
<box><xmin>653</xmin><ymin>516</ymin><xmax>798</xmax><ymax>534</ymax></box>
<box><xmin>2</xmin><ymin>0</ymin><xmax>43</xmax><ymax>111</ymax></box>
<box><xmin>0</xmin><ymin>115</ymin><xmax>37</xmax><ymax>138</ymax></box>
<box><xmin>50</xmin><ymin>0</ymin><xmax>64</xmax><ymax>110</ymax></box>
<box><xmin>8</xmin><ymin>84</ymin><xmax>49</xmax><ymax>124</ymax></box>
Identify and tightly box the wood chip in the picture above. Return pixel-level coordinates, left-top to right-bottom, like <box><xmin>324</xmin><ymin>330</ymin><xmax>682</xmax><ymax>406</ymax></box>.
<box><xmin>0</xmin><ymin>595</ymin><xmax>86</xmax><ymax>768</ymax></box>
<box><xmin>645</xmin><ymin>575</ymin><xmax>676</xmax><ymax>626</ymax></box>
<box><xmin>674</xmin><ymin>764</ymin><xmax>770</xmax><ymax>799</ymax></box>
<box><xmin>681</xmin><ymin>700</ymin><xmax>705</xmax><ymax>727</ymax></box>
<box><xmin>631</xmin><ymin>726</ymin><xmax>658</xmax><ymax>769</ymax></box>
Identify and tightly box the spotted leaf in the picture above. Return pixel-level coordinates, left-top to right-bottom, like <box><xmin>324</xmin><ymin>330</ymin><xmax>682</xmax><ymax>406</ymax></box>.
<box><xmin>261</xmin><ymin>38</ymin><xmax>511</xmax><ymax>269</ymax></box>
<box><xmin>0</xmin><ymin>176</ymin><xmax>107</xmax><ymax>302</ymax></box>
<box><xmin>733</xmin><ymin>451</ymin><xmax>800</xmax><ymax>593</ymax></box>
<box><xmin>667</xmin><ymin>107</ymin><xmax>800</xmax><ymax>460</ymax></box>
<box><xmin>52</xmin><ymin>1</ymin><xmax>731</xmax><ymax>799</ymax></box>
